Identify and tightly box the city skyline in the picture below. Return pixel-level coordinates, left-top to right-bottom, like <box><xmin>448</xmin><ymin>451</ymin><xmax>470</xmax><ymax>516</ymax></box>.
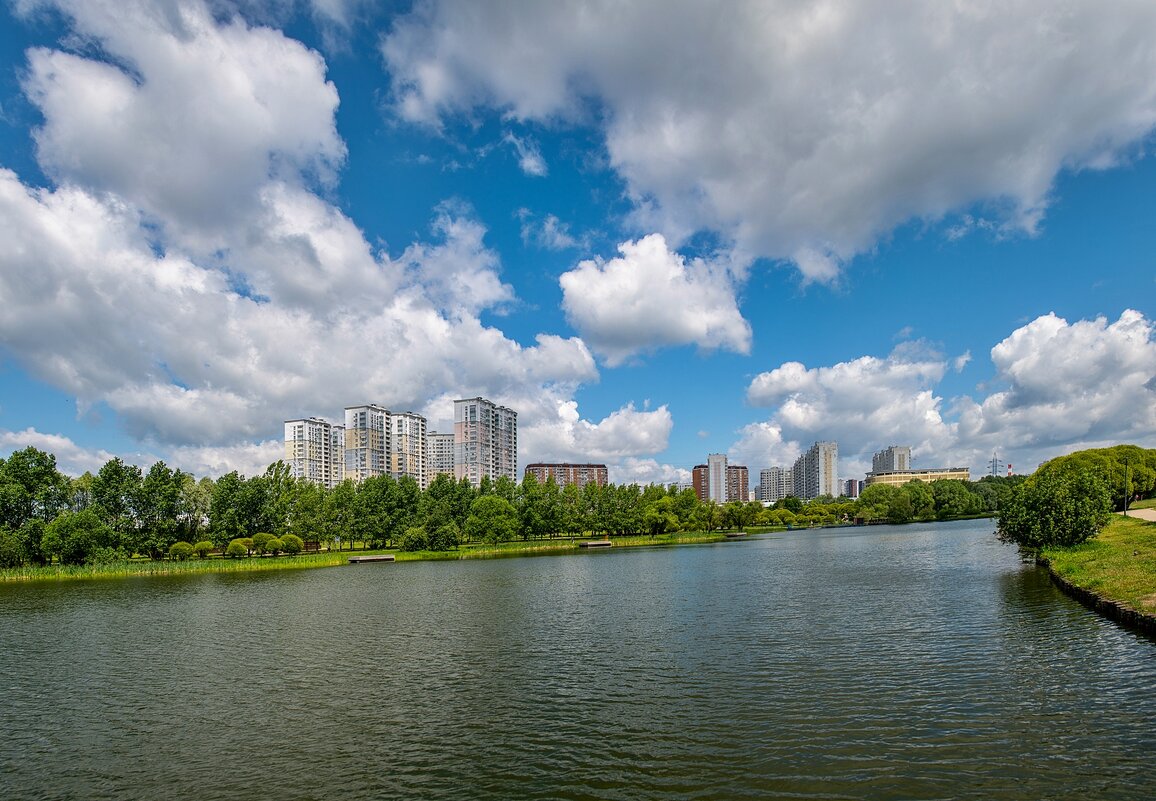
<box><xmin>1</xmin><ymin>2</ymin><xmax>1155</xmax><ymax>485</ymax></box>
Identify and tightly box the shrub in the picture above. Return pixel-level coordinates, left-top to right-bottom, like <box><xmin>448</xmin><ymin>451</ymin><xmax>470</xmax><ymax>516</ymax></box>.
<box><xmin>266</xmin><ymin>537</ymin><xmax>284</xmax><ymax>556</ymax></box>
<box><xmin>251</xmin><ymin>532</ymin><xmax>273</xmax><ymax>555</ymax></box>
<box><xmin>168</xmin><ymin>541</ymin><xmax>195</xmax><ymax>561</ymax></box>
<box><xmin>398</xmin><ymin>526</ymin><xmax>429</xmax><ymax>552</ymax></box>
<box><xmin>280</xmin><ymin>534</ymin><xmax>304</xmax><ymax>555</ymax></box>
<box><xmin>0</xmin><ymin>528</ymin><xmax>27</xmax><ymax>568</ymax></box>
<box><xmin>225</xmin><ymin>539</ymin><xmax>249</xmax><ymax>558</ymax></box>
<box><xmin>192</xmin><ymin>541</ymin><xmax>214</xmax><ymax>558</ymax></box>
<box><xmin>997</xmin><ymin>468</ymin><xmax>1113</xmax><ymax>550</ymax></box>
<box><xmin>427</xmin><ymin>523</ymin><xmax>460</xmax><ymax>551</ymax></box>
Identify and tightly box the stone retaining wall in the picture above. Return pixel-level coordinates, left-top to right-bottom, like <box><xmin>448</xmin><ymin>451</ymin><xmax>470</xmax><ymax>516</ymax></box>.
<box><xmin>1041</xmin><ymin>559</ymin><xmax>1156</xmax><ymax>636</ymax></box>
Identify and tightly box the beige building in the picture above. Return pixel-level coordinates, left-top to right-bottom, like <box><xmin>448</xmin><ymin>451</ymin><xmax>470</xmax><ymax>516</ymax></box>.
<box><xmin>284</xmin><ymin>417</ymin><xmax>345</xmax><ymax>489</ymax></box>
<box><xmin>865</xmin><ymin>468</ymin><xmax>971</xmax><ymax>487</ymax></box>
<box><xmin>454</xmin><ymin>397</ymin><xmax>518</xmax><ymax>486</ymax></box>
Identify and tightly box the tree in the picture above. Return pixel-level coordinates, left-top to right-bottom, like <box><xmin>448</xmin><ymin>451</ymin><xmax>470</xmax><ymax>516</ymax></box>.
<box><xmin>0</xmin><ymin>446</ymin><xmax>70</xmax><ymax>531</ymax></box>
<box><xmin>225</xmin><ymin>539</ymin><xmax>249</xmax><ymax>558</ymax></box>
<box><xmin>42</xmin><ymin>508</ymin><xmax>116</xmax><ymax>565</ymax></box>
<box><xmin>465</xmin><ymin>495</ymin><xmax>519</xmax><ymax>544</ymax></box>
<box><xmin>192</xmin><ymin>540</ymin><xmax>215</xmax><ymax>558</ymax></box>
<box><xmin>251</xmin><ymin>532</ymin><xmax>274</xmax><ymax>555</ymax></box>
<box><xmin>91</xmin><ymin>457</ymin><xmax>144</xmax><ymax>549</ymax></box>
<box><xmin>997</xmin><ymin>468</ymin><xmax>1113</xmax><ymax>550</ymax></box>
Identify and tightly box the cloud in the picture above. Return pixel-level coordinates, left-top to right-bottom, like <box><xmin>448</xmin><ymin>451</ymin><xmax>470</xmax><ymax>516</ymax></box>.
<box><xmin>0</xmin><ymin>428</ymin><xmax>119</xmax><ymax>476</ymax></box>
<box><xmin>560</xmin><ymin>233</ymin><xmax>750</xmax><ymax>365</ymax></box>
<box><xmin>517</xmin><ymin>209</ymin><xmax>581</xmax><ymax>250</ymax></box>
<box><xmin>22</xmin><ymin>0</ymin><xmax>344</xmax><ymax>230</ymax></box>
<box><xmin>0</xmin><ymin>1</ymin><xmax>615</xmax><ymax>479</ymax></box>
<box><xmin>955</xmin><ymin>310</ymin><xmax>1156</xmax><ymax>458</ymax></box>
<box><xmin>503</xmin><ymin>132</ymin><xmax>548</xmax><ymax>177</ymax></box>
<box><xmin>383</xmin><ymin>0</ymin><xmax>1156</xmax><ymax>279</ymax></box>
<box><xmin>736</xmin><ymin>310</ymin><xmax>1156</xmax><ymax>477</ymax></box>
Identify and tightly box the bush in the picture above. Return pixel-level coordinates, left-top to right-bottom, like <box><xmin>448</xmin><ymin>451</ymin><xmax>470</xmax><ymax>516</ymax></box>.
<box><xmin>266</xmin><ymin>537</ymin><xmax>284</xmax><ymax>556</ymax></box>
<box><xmin>398</xmin><ymin>526</ymin><xmax>429</xmax><ymax>552</ymax></box>
<box><xmin>279</xmin><ymin>534</ymin><xmax>304</xmax><ymax>555</ymax></box>
<box><xmin>225</xmin><ymin>539</ymin><xmax>249</xmax><ymax>558</ymax></box>
<box><xmin>251</xmin><ymin>532</ymin><xmax>273</xmax><ymax>555</ymax></box>
<box><xmin>192</xmin><ymin>541</ymin><xmax>214</xmax><ymax>558</ymax></box>
<box><xmin>88</xmin><ymin>546</ymin><xmax>126</xmax><ymax>565</ymax></box>
<box><xmin>168</xmin><ymin>541</ymin><xmax>195</xmax><ymax>561</ymax></box>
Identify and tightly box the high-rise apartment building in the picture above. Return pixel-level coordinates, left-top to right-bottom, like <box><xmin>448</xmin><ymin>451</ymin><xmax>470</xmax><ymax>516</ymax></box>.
<box><xmin>524</xmin><ymin>463</ymin><xmax>608</xmax><ymax>490</ymax></box>
<box><xmin>284</xmin><ymin>417</ymin><xmax>345</xmax><ymax>488</ymax></box>
<box><xmin>872</xmin><ymin>445</ymin><xmax>911</xmax><ymax>473</ymax></box>
<box><xmin>759</xmin><ymin>466</ymin><xmax>793</xmax><ymax>502</ymax></box>
<box><xmin>389</xmin><ymin>411</ymin><xmax>428</xmax><ymax>489</ymax></box>
<box><xmin>453</xmin><ymin>397</ymin><xmax>518</xmax><ymax>486</ymax></box>
<box><xmin>344</xmin><ymin>404</ymin><xmax>390</xmax><ymax>482</ymax></box>
<box><xmin>792</xmin><ymin>441</ymin><xmax>839</xmax><ymax>500</ymax></box>
<box><xmin>426</xmin><ymin>431</ymin><xmax>455</xmax><ymax>486</ymax></box>
<box><xmin>726</xmin><ymin>464</ymin><xmax>749</xmax><ymax>503</ymax></box>
<box><xmin>707</xmin><ymin>453</ymin><xmax>727</xmax><ymax>503</ymax></box>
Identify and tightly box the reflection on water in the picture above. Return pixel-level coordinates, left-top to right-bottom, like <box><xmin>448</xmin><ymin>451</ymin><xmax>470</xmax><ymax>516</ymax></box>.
<box><xmin>2</xmin><ymin>519</ymin><xmax>1154</xmax><ymax>800</ymax></box>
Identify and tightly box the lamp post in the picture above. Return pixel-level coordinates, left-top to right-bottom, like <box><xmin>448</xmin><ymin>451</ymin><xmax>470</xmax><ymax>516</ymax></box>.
<box><xmin>1123</xmin><ymin>457</ymin><xmax>1130</xmax><ymax>517</ymax></box>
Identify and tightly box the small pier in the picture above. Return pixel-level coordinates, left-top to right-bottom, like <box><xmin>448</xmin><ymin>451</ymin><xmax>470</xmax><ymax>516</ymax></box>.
<box><xmin>725</xmin><ymin>532</ymin><xmax>747</xmax><ymax>539</ymax></box>
<box><xmin>348</xmin><ymin>554</ymin><xmax>396</xmax><ymax>564</ymax></box>
<box><xmin>578</xmin><ymin>540</ymin><xmax>613</xmax><ymax>548</ymax></box>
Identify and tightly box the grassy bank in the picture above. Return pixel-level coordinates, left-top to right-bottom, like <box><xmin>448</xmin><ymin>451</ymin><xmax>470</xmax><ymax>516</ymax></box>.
<box><xmin>1041</xmin><ymin>515</ymin><xmax>1156</xmax><ymax>614</ymax></box>
<box><xmin>1</xmin><ymin>529</ymin><xmax>750</xmax><ymax>582</ymax></box>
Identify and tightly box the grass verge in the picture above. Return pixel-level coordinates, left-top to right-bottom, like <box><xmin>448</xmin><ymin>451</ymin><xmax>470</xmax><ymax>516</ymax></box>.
<box><xmin>1041</xmin><ymin>515</ymin><xmax>1156</xmax><ymax>613</ymax></box>
<box><xmin>2</xmin><ymin>529</ymin><xmax>760</xmax><ymax>582</ymax></box>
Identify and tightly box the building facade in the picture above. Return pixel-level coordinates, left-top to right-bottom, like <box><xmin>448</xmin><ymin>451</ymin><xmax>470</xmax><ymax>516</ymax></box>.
<box><xmin>389</xmin><ymin>411</ymin><xmax>428</xmax><ymax>489</ymax></box>
<box><xmin>426</xmin><ymin>431</ymin><xmax>455</xmax><ymax>487</ymax></box>
<box><xmin>344</xmin><ymin>404</ymin><xmax>390</xmax><ymax>482</ymax></box>
<box><xmin>707</xmin><ymin>453</ymin><xmax>728</xmax><ymax>503</ymax></box>
<box><xmin>872</xmin><ymin>445</ymin><xmax>912</xmax><ymax>474</ymax></box>
<box><xmin>692</xmin><ymin>464</ymin><xmax>708</xmax><ymax>501</ymax></box>
<box><xmin>454</xmin><ymin>397</ymin><xmax>518</xmax><ymax>486</ymax></box>
<box><xmin>792</xmin><ymin>441</ymin><xmax>839</xmax><ymax>500</ymax></box>
<box><xmin>727</xmin><ymin>464</ymin><xmax>749</xmax><ymax>503</ymax></box>
<box><xmin>842</xmin><ymin>478</ymin><xmax>863</xmax><ymax>498</ymax></box>
<box><xmin>759</xmin><ymin>466</ymin><xmax>794</xmax><ymax>502</ymax></box>
<box><xmin>865</xmin><ymin>468</ymin><xmax>971</xmax><ymax>487</ymax></box>
<box><xmin>524</xmin><ymin>463</ymin><xmax>608</xmax><ymax>490</ymax></box>
<box><xmin>284</xmin><ymin>417</ymin><xmax>345</xmax><ymax>488</ymax></box>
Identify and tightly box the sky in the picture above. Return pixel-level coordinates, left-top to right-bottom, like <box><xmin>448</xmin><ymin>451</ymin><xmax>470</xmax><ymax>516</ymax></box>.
<box><xmin>1</xmin><ymin>0</ymin><xmax>1155</xmax><ymax>486</ymax></box>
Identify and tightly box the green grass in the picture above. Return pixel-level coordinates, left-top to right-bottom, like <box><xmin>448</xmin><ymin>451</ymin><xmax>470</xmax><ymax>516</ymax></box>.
<box><xmin>1129</xmin><ymin>497</ymin><xmax>1156</xmax><ymax>510</ymax></box>
<box><xmin>1041</xmin><ymin>516</ymin><xmax>1156</xmax><ymax>613</ymax></box>
<box><xmin>0</xmin><ymin>550</ymin><xmax>359</xmax><ymax>582</ymax></box>
<box><xmin>1</xmin><ymin>529</ymin><xmax>757</xmax><ymax>581</ymax></box>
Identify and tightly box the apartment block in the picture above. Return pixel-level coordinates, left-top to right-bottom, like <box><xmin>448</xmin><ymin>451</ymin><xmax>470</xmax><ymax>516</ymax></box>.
<box><xmin>283</xmin><ymin>417</ymin><xmax>345</xmax><ymax>489</ymax></box>
<box><xmin>759</xmin><ymin>466</ymin><xmax>793</xmax><ymax>502</ymax></box>
<box><xmin>426</xmin><ymin>431</ymin><xmax>455</xmax><ymax>486</ymax></box>
<box><xmin>344</xmin><ymin>404</ymin><xmax>390</xmax><ymax>482</ymax></box>
<box><xmin>454</xmin><ymin>397</ymin><xmax>518</xmax><ymax>487</ymax></box>
<box><xmin>792</xmin><ymin>441</ymin><xmax>839</xmax><ymax>500</ymax></box>
<box><xmin>389</xmin><ymin>411</ymin><xmax>428</xmax><ymax>490</ymax></box>
<box><xmin>524</xmin><ymin>463</ymin><xmax>608</xmax><ymax>490</ymax></box>
<box><xmin>872</xmin><ymin>445</ymin><xmax>912</xmax><ymax>474</ymax></box>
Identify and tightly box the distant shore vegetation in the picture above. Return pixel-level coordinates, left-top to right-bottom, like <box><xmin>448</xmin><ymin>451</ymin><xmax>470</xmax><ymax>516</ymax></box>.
<box><xmin>1</xmin><ymin>445</ymin><xmax>1031</xmax><ymax>577</ymax></box>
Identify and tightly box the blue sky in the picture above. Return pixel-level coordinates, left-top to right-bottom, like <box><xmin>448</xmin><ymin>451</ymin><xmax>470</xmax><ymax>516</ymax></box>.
<box><xmin>1</xmin><ymin>0</ymin><xmax>1155</xmax><ymax>484</ymax></box>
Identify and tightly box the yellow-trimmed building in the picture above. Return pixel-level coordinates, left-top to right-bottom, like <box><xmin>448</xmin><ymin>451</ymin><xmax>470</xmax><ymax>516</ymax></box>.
<box><xmin>864</xmin><ymin>468</ymin><xmax>970</xmax><ymax>487</ymax></box>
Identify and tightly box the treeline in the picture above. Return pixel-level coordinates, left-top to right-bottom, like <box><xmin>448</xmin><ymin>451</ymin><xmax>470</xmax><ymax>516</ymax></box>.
<box><xmin>997</xmin><ymin>445</ymin><xmax>1156</xmax><ymax>550</ymax></box>
<box><xmin>2</xmin><ymin>445</ymin><xmax>1021</xmax><ymax>568</ymax></box>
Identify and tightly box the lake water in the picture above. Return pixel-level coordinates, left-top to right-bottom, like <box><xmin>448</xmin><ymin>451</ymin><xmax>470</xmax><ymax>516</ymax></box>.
<box><xmin>2</xmin><ymin>519</ymin><xmax>1154</xmax><ymax>800</ymax></box>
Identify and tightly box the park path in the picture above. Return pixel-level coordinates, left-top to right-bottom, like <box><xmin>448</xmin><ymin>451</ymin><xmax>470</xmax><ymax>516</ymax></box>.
<box><xmin>1120</xmin><ymin>507</ymin><xmax>1156</xmax><ymax>522</ymax></box>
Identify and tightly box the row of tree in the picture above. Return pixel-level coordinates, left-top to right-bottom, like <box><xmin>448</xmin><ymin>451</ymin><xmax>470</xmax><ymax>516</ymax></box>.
<box><xmin>2</xmin><ymin>444</ymin><xmax>1031</xmax><ymax>568</ymax></box>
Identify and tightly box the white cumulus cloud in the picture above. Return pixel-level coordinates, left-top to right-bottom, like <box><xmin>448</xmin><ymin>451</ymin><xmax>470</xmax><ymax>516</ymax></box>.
<box><xmin>383</xmin><ymin>0</ymin><xmax>1156</xmax><ymax>280</ymax></box>
<box><xmin>560</xmin><ymin>233</ymin><xmax>750</xmax><ymax>365</ymax></box>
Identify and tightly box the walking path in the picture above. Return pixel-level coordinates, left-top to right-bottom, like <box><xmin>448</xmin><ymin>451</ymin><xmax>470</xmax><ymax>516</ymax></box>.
<box><xmin>1120</xmin><ymin>507</ymin><xmax>1156</xmax><ymax>522</ymax></box>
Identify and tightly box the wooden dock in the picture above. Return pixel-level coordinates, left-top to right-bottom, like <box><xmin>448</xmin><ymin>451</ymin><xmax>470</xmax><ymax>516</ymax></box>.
<box><xmin>725</xmin><ymin>532</ymin><xmax>748</xmax><ymax>539</ymax></box>
<box><xmin>578</xmin><ymin>540</ymin><xmax>613</xmax><ymax>548</ymax></box>
<box><xmin>348</xmin><ymin>554</ymin><xmax>396</xmax><ymax>564</ymax></box>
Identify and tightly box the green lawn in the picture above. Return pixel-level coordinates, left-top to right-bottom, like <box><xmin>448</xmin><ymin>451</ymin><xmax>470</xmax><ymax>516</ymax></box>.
<box><xmin>1129</xmin><ymin>497</ymin><xmax>1156</xmax><ymax>510</ymax></box>
<box><xmin>1041</xmin><ymin>515</ymin><xmax>1156</xmax><ymax>613</ymax></box>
